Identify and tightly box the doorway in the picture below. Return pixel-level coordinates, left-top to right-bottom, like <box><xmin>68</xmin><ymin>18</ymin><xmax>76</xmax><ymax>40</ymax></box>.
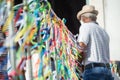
<box><xmin>48</xmin><ymin>0</ymin><xmax>86</xmax><ymax>35</ymax></box>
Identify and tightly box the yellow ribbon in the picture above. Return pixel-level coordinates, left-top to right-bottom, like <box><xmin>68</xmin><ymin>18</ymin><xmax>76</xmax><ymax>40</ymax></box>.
<box><xmin>2</xmin><ymin>11</ymin><xmax>14</xmax><ymax>32</ymax></box>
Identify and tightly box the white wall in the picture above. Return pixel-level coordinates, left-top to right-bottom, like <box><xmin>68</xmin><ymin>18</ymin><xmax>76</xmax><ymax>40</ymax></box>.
<box><xmin>87</xmin><ymin>0</ymin><xmax>105</xmax><ymax>28</ymax></box>
<box><xmin>88</xmin><ymin>0</ymin><xmax>120</xmax><ymax>61</ymax></box>
<box><xmin>104</xmin><ymin>0</ymin><xmax>120</xmax><ymax>61</ymax></box>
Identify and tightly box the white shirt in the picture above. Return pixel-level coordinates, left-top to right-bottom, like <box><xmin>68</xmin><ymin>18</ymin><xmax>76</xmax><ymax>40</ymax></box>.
<box><xmin>77</xmin><ymin>22</ymin><xmax>110</xmax><ymax>65</ymax></box>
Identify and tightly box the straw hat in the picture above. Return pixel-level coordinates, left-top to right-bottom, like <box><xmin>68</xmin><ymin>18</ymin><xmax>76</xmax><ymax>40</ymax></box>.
<box><xmin>77</xmin><ymin>5</ymin><xmax>98</xmax><ymax>20</ymax></box>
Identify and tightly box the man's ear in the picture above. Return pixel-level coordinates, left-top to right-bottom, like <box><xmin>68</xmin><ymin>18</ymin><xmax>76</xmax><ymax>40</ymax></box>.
<box><xmin>79</xmin><ymin>42</ymin><xmax>86</xmax><ymax>48</ymax></box>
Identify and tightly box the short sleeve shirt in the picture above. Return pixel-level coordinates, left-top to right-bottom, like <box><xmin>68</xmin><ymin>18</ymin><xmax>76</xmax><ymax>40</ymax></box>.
<box><xmin>77</xmin><ymin>22</ymin><xmax>110</xmax><ymax>65</ymax></box>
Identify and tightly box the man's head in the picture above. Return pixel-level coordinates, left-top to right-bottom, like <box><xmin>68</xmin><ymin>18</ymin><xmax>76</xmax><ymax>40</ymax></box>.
<box><xmin>80</xmin><ymin>13</ymin><xmax>97</xmax><ymax>23</ymax></box>
<box><xmin>77</xmin><ymin>5</ymin><xmax>98</xmax><ymax>23</ymax></box>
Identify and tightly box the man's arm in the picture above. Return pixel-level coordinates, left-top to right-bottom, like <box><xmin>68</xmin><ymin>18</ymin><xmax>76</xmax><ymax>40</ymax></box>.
<box><xmin>79</xmin><ymin>42</ymin><xmax>86</xmax><ymax>53</ymax></box>
<box><xmin>76</xmin><ymin>42</ymin><xmax>86</xmax><ymax>64</ymax></box>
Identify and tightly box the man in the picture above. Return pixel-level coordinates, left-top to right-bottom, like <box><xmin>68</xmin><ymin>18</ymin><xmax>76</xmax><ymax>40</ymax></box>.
<box><xmin>77</xmin><ymin>5</ymin><xmax>114</xmax><ymax>80</ymax></box>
